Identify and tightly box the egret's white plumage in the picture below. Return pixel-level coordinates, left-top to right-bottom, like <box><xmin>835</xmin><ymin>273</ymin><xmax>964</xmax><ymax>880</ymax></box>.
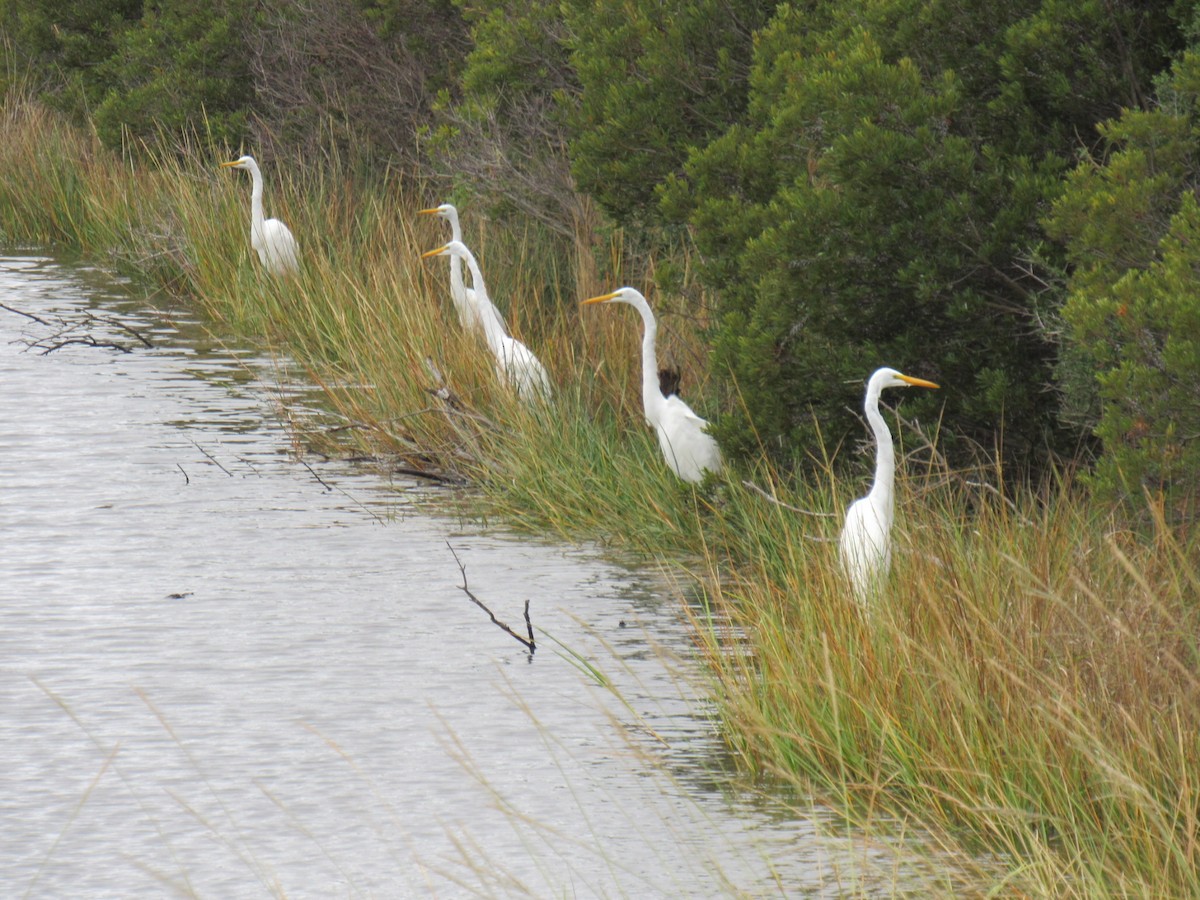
<box><xmin>581</xmin><ymin>287</ymin><xmax>721</xmax><ymax>483</ymax></box>
<box><xmin>418</xmin><ymin>204</ymin><xmax>506</xmax><ymax>336</ymax></box>
<box><xmin>839</xmin><ymin>366</ymin><xmax>939</xmax><ymax>600</ymax></box>
<box><xmin>220</xmin><ymin>155</ymin><xmax>299</xmax><ymax>276</ymax></box>
<box><xmin>421</xmin><ymin>241</ymin><xmax>551</xmax><ymax>402</ymax></box>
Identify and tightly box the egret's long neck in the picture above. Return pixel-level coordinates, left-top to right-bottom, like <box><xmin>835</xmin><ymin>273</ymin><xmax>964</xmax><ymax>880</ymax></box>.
<box><xmin>461</xmin><ymin>252</ymin><xmax>505</xmax><ymax>355</ymax></box>
<box><xmin>631</xmin><ymin>297</ymin><xmax>663</xmax><ymax>419</ymax></box>
<box><xmin>447</xmin><ymin>214</ymin><xmax>465</xmax><ymax>292</ymax></box>
<box><xmin>865</xmin><ymin>386</ymin><xmax>895</xmax><ymax>515</ymax></box>
<box><xmin>248</xmin><ymin>164</ymin><xmax>265</xmax><ymax>234</ymax></box>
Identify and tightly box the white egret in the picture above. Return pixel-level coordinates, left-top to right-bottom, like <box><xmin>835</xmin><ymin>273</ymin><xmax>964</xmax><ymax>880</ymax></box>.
<box><xmin>839</xmin><ymin>366</ymin><xmax>939</xmax><ymax>600</ymax></box>
<box><xmin>421</xmin><ymin>241</ymin><xmax>552</xmax><ymax>402</ymax></box>
<box><xmin>417</xmin><ymin>203</ymin><xmax>506</xmax><ymax>335</ymax></box>
<box><xmin>220</xmin><ymin>155</ymin><xmax>300</xmax><ymax>277</ymax></box>
<box><xmin>581</xmin><ymin>287</ymin><xmax>722</xmax><ymax>483</ymax></box>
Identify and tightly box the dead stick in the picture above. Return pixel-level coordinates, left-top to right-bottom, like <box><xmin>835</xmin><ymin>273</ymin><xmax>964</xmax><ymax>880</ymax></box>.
<box><xmin>448</xmin><ymin>543</ymin><xmax>535</xmax><ymax>653</ymax></box>
<box><xmin>0</xmin><ymin>301</ymin><xmax>52</xmax><ymax>327</ymax></box>
<box><xmin>190</xmin><ymin>438</ymin><xmax>233</xmax><ymax>477</ymax></box>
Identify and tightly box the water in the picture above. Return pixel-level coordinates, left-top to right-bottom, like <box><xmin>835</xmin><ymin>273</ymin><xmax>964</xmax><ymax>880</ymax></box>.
<box><xmin>0</xmin><ymin>255</ymin><xmax>953</xmax><ymax>897</ymax></box>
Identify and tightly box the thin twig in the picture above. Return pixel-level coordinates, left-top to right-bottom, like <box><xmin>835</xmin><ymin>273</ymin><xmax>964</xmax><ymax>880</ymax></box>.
<box><xmin>742</xmin><ymin>479</ymin><xmax>836</xmax><ymax>517</ymax></box>
<box><xmin>300</xmin><ymin>459</ymin><xmax>333</xmax><ymax>492</ymax></box>
<box><xmin>448</xmin><ymin>543</ymin><xmax>535</xmax><ymax>653</ymax></box>
<box><xmin>190</xmin><ymin>438</ymin><xmax>233</xmax><ymax>477</ymax></box>
<box><xmin>300</xmin><ymin>458</ymin><xmax>387</xmax><ymax>525</ymax></box>
<box><xmin>0</xmin><ymin>301</ymin><xmax>51</xmax><ymax>327</ymax></box>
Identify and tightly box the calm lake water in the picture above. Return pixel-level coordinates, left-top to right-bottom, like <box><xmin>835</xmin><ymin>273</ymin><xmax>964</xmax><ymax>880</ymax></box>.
<box><xmin>0</xmin><ymin>254</ymin><xmax>958</xmax><ymax>898</ymax></box>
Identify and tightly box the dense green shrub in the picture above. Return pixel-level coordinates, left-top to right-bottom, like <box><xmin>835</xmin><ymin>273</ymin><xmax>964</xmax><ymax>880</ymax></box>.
<box><xmin>665</xmin><ymin>1</ymin><xmax>1181</xmax><ymax>471</ymax></box>
<box><xmin>0</xmin><ymin>0</ymin><xmax>141</xmax><ymax>117</ymax></box>
<box><xmin>564</xmin><ymin>0</ymin><xmax>770</xmax><ymax>225</ymax></box>
<box><xmin>1046</xmin><ymin>46</ymin><xmax>1200</xmax><ymax>518</ymax></box>
<box><xmin>2</xmin><ymin>0</ymin><xmax>463</xmax><ymax>162</ymax></box>
<box><xmin>93</xmin><ymin>0</ymin><xmax>251</xmax><ymax>150</ymax></box>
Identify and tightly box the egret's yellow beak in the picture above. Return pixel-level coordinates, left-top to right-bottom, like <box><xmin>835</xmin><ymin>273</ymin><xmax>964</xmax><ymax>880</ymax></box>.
<box><xmin>417</xmin><ymin>207</ymin><xmax>439</xmax><ymax>215</ymax></box>
<box><xmin>219</xmin><ymin>160</ymin><xmax>239</xmax><ymax>169</ymax></box>
<box><xmin>898</xmin><ymin>374</ymin><xmax>939</xmax><ymax>390</ymax></box>
<box><xmin>420</xmin><ymin>245</ymin><xmax>448</xmax><ymax>259</ymax></box>
<box><xmin>581</xmin><ymin>291</ymin><xmax>620</xmax><ymax>306</ymax></box>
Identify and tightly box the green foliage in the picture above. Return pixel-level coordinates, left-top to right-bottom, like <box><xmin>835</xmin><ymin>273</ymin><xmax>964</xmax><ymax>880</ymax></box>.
<box><xmin>668</xmin><ymin>17</ymin><xmax>1057</xmax><ymax>465</ymax></box>
<box><xmin>454</xmin><ymin>0</ymin><xmax>570</xmax><ymax>102</ymax></box>
<box><xmin>1046</xmin><ymin>47</ymin><xmax>1200</xmax><ymax>518</ymax></box>
<box><xmin>93</xmin><ymin>0</ymin><xmax>252</xmax><ymax>150</ymax></box>
<box><xmin>667</xmin><ymin>1</ymin><xmax>1182</xmax><ymax>472</ymax></box>
<box><xmin>0</xmin><ymin>0</ymin><xmax>142</xmax><ymax>117</ymax></box>
<box><xmin>564</xmin><ymin>0</ymin><xmax>770</xmax><ymax>225</ymax></box>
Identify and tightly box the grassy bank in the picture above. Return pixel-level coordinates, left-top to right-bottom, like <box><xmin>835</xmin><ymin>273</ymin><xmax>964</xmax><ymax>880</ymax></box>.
<box><xmin>5</xmin><ymin>89</ymin><xmax>1200</xmax><ymax>896</ymax></box>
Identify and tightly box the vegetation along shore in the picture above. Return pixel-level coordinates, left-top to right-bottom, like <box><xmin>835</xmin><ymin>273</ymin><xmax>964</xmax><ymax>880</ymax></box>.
<box><xmin>4</xmin><ymin>1</ymin><xmax>1200</xmax><ymax>894</ymax></box>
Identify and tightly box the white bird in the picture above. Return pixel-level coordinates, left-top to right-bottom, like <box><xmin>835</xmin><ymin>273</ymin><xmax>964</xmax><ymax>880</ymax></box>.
<box><xmin>581</xmin><ymin>287</ymin><xmax>722</xmax><ymax>483</ymax></box>
<box><xmin>220</xmin><ymin>155</ymin><xmax>300</xmax><ymax>277</ymax></box>
<box><xmin>418</xmin><ymin>203</ymin><xmax>506</xmax><ymax>336</ymax></box>
<box><xmin>421</xmin><ymin>241</ymin><xmax>551</xmax><ymax>402</ymax></box>
<box><xmin>839</xmin><ymin>366</ymin><xmax>939</xmax><ymax>600</ymax></box>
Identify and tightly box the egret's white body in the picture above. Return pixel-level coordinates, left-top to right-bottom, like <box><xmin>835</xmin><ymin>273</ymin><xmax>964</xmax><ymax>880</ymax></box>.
<box><xmin>421</xmin><ymin>241</ymin><xmax>551</xmax><ymax>403</ymax></box>
<box><xmin>839</xmin><ymin>367</ymin><xmax>939</xmax><ymax>600</ymax></box>
<box><xmin>220</xmin><ymin>155</ymin><xmax>299</xmax><ymax>277</ymax></box>
<box><xmin>418</xmin><ymin>204</ymin><xmax>506</xmax><ymax>336</ymax></box>
<box><xmin>581</xmin><ymin>287</ymin><xmax>721</xmax><ymax>483</ymax></box>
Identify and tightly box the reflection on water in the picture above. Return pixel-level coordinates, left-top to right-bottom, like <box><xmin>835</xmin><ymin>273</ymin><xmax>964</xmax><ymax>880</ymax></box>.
<box><xmin>0</xmin><ymin>255</ymin><xmax>958</xmax><ymax>897</ymax></box>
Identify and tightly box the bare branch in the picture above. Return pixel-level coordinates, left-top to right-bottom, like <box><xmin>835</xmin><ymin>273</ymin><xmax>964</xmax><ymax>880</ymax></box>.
<box><xmin>448</xmin><ymin>543</ymin><xmax>535</xmax><ymax>654</ymax></box>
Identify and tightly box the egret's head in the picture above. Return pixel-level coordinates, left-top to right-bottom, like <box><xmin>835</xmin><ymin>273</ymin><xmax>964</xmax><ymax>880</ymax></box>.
<box><xmin>219</xmin><ymin>155</ymin><xmax>255</xmax><ymax>172</ymax></box>
<box><xmin>417</xmin><ymin>203</ymin><xmax>456</xmax><ymax>220</ymax></box>
<box><xmin>871</xmin><ymin>366</ymin><xmax>940</xmax><ymax>393</ymax></box>
<box><xmin>420</xmin><ymin>240</ymin><xmax>468</xmax><ymax>261</ymax></box>
<box><xmin>581</xmin><ymin>286</ymin><xmax>644</xmax><ymax>308</ymax></box>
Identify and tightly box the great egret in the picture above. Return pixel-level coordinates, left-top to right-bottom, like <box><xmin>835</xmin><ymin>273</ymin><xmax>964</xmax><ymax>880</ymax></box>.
<box><xmin>421</xmin><ymin>241</ymin><xmax>552</xmax><ymax>402</ymax></box>
<box><xmin>581</xmin><ymin>287</ymin><xmax>722</xmax><ymax>483</ymax></box>
<box><xmin>839</xmin><ymin>366</ymin><xmax>939</xmax><ymax>600</ymax></box>
<box><xmin>417</xmin><ymin>204</ymin><xmax>506</xmax><ymax>335</ymax></box>
<box><xmin>220</xmin><ymin>155</ymin><xmax>300</xmax><ymax>277</ymax></box>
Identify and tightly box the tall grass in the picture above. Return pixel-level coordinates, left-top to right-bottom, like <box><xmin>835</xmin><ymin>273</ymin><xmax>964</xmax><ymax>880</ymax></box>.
<box><xmin>5</xmin><ymin>86</ymin><xmax>1200</xmax><ymax>895</ymax></box>
<box><xmin>691</xmin><ymin>465</ymin><xmax>1200</xmax><ymax>897</ymax></box>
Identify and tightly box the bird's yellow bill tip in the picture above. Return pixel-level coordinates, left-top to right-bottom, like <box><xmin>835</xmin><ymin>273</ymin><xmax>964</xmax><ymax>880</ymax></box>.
<box><xmin>417</xmin><ymin>207</ymin><xmax>439</xmax><ymax>215</ymax></box>
<box><xmin>581</xmin><ymin>291</ymin><xmax>620</xmax><ymax>306</ymax></box>
<box><xmin>899</xmin><ymin>374</ymin><xmax>939</xmax><ymax>390</ymax></box>
<box><xmin>219</xmin><ymin>160</ymin><xmax>239</xmax><ymax>168</ymax></box>
<box><xmin>420</xmin><ymin>245</ymin><xmax>447</xmax><ymax>259</ymax></box>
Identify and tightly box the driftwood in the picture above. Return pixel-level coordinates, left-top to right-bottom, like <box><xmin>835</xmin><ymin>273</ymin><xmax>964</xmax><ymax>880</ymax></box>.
<box><xmin>448</xmin><ymin>542</ymin><xmax>535</xmax><ymax>654</ymax></box>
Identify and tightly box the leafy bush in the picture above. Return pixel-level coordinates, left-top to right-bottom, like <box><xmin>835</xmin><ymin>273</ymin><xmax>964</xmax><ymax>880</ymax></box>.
<box><xmin>1046</xmin><ymin>47</ymin><xmax>1200</xmax><ymax>519</ymax></box>
<box><xmin>93</xmin><ymin>0</ymin><xmax>252</xmax><ymax>150</ymax></box>
<box><xmin>665</xmin><ymin>1</ymin><xmax>1180</xmax><ymax>471</ymax></box>
<box><xmin>564</xmin><ymin>0</ymin><xmax>769</xmax><ymax>225</ymax></box>
<box><xmin>0</xmin><ymin>0</ymin><xmax>141</xmax><ymax>118</ymax></box>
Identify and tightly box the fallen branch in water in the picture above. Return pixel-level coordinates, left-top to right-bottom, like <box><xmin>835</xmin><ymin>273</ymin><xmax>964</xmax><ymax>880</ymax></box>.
<box><xmin>1</xmin><ymin>303</ymin><xmax>153</xmax><ymax>355</ymax></box>
<box><xmin>0</xmin><ymin>301</ymin><xmax>51</xmax><ymax>327</ymax></box>
<box><xmin>448</xmin><ymin>542</ymin><xmax>535</xmax><ymax>654</ymax></box>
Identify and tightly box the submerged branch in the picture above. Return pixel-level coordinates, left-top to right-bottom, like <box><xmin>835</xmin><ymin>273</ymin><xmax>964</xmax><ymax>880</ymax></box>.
<box><xmin>2</xmin><ymin>302</ymin><xmax>153</xmax><ymax>355</ymax></box>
